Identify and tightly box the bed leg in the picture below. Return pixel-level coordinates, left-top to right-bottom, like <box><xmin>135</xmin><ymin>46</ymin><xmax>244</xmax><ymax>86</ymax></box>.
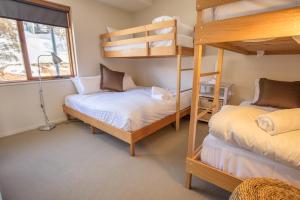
<box><xmin>66</xmin><ymin>114</ymin><xmax>72</xmax><ymax>121</ymax></box>
<box><xmin>91</xmin><ymin>126</ymin><xmax>97</xmax><ymax>134</ymax></box>
<box><xmin>185</xmin><ymin>173</ymin><xmax>192</xmax><ymax>189</ymax></box>
<box><xmin>175</xmin><ymin>114</ymin><xmax>180</xmax><ymax>131</ymax></box>
<box><xmin>130</xmin><ymin>143</ymin><xmax>135</xmax><ymax>157</ymax></box>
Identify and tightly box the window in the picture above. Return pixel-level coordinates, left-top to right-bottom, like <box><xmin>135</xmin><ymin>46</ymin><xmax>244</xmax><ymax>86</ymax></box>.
<box><xmin>0</xmin><ymin>1</ymin><xmax>74</xmax><ymax>83</ymax></box>
<box><xmin>23</xmin><ymin>22</ymin><xmax>72</xmax><ymax>78</ymax></box>
<box><xmin>0</xmin><ymin>18</ymin><xmax>26</xmax><ymax>81</ymax></box>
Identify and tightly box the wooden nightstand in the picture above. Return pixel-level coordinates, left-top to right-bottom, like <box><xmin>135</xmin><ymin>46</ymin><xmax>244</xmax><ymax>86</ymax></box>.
<box><xmin>198</xmin><ymin>82</ymin><xmax>233</xmax><ymax>122</ymax></box>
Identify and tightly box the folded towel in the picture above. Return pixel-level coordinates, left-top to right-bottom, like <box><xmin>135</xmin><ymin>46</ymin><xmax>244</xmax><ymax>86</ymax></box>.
<box><xmin>151</xmin><ymin>86</ymin><xmax>174</xmax><ymax>101</ymax></box>
<box><xmin>256</xmin><ymin>108</ymin><xmax>300</xmax><ymax>136</ymax></box>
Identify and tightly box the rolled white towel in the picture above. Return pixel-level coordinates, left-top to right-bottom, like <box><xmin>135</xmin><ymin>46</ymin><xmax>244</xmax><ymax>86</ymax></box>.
<box><xmin>151</xmin><ymin>86</ymin><xmax>174</xmax><ymax>101</ymax></box>
<box><xmin>256</xmin><ymin>108</ymin><xmax>300</xmax><ymax>136</ymax></box>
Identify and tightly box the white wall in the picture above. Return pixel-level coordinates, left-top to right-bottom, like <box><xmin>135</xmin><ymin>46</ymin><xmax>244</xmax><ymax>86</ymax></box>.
<box><xmin>2</xmin><ymin>0</ymin><xmax>300</xmax><ymax>137</ymax></box>
<box><xmin>133</xmin><ymin>0</ymin><xmax>300</xmax><ymax>104</ymax></box>
<box><xmin>0</xmin><ymin>0</ymin><xmax>134</xmax><ymax>137</ymax></box>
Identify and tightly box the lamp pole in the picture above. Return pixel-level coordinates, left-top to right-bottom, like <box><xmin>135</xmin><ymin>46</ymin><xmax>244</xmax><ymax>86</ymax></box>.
<box><xmin>37</xmin><ymin>53</ymin><xmax>62</xmax><ymax>131</ymax></box>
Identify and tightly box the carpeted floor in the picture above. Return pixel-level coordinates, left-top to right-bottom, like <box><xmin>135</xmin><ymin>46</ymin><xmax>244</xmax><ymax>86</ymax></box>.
<box><xmin>0</xmin><ymin>119</ymin><xmax>230</xmax><ymax>200</ymax></box>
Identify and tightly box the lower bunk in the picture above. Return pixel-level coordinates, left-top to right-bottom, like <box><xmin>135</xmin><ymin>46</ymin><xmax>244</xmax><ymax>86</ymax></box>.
<box><xmin>186</xmin><ymin>102</ymin><xmax>300</xmax><ymax>192</ymax></box>
<box><xmin>63</xmin><ymin>87</ymin><xmax>192</xmax><ymax>156</ymax></box>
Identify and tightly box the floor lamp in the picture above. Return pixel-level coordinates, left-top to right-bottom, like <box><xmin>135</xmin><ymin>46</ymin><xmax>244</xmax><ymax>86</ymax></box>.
<box><xmin>37</xmin><ymin>52</ymin><xmax>62</xmax><ymax>131</ymax></box>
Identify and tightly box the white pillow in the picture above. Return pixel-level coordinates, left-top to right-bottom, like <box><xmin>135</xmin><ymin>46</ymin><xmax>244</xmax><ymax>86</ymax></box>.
<box><xmin>106</xmin><ymin>26</ymin><xmax>133</xmax><ymax>42</ymax></box>
<box><xmin>152</xmin><ymin>16</ymin><xmax>174</xmax><ymax>35</ymax></box>
<box><xmin>71</xmin><ymin>76</ymin><xmax>102</xmax><ymax>95</ymax></box>
<box><xmin>123</xmin><ymin>74</ymin><xmax>136</xmax><ymax>91</ymax></box>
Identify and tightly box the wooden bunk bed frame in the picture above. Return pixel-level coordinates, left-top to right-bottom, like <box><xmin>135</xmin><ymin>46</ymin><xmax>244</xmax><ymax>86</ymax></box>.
<box><xmin>63</xmin><ymin>20</ymin><xmax>194</xmax><ymax>157</ymax></box>
<box><xmin>100</xmin><ymin>19</ymin><xmax>194</xmax><ymax>131</ymax></box>
<box><xmin>185</xmin><ymin>0</ymin><xmax>300</xmax><ymax>192</ymax></box>
<box><xmin>63</xmin><ymin>105</ymin><xmax>190</xmax><ymax>156</ymax></box>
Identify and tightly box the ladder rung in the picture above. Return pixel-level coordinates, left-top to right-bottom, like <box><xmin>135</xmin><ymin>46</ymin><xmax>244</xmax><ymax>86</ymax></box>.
<box><xmin>181</xmin><ymin>68</ymin><xmax>194</xmax><ymax>71</ymax></box>
<box><xmin>180</xmin><ymin>88</ymin><xmax>192</xmax><ymax>93</ymax></box>
<box><xmin>200</xmin><ymin>71</ymin><xmax>219</xmax><ymax>77</ymax></box>
<box><xmin>197</xmin><ymin>105</ymin><xmax>216</xmax><ymax>120</ymax></box>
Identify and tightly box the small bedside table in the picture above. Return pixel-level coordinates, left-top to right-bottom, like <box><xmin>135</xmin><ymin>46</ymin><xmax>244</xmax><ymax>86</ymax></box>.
<box><xmin>198</xmin><ymin>82</ymin><xmax>233</xmax><ymax>122</ymax></box>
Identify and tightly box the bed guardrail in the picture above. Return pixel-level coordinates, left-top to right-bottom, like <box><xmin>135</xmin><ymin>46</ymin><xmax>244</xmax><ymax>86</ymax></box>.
<box><xmin>100</xmin><ymin>20</ymin><xmax>177</xmax><ymax>57</ymax></box>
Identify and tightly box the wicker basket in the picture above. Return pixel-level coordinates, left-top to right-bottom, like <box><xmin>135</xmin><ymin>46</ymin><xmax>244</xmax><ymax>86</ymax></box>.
<box><xmin>230</xmin><ymin>178</ymin><xmax>300</xmax><ymax>200</ymax></box>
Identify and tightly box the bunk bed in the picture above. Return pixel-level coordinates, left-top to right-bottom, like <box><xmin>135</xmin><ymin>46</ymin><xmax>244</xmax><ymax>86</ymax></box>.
<box><xmin>64</xmin><ymin>18</ymin><xmax>194</xmax><ymax>156</ymax></box>
<box><xmin>185</xmin><ymin>0</ymin><xmax>300</xmax><ymax>192</ymax></box>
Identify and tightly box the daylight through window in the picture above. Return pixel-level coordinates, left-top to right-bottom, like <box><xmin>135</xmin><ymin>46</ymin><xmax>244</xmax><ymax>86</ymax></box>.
<box><xmin>0</xmin><ymin>15</ymin><xmax>73</xmax><ymax>82</ymax></box>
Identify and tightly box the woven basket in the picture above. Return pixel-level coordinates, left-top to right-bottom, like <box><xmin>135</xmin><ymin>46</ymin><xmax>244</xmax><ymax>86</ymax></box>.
<box><xmin>230</xmin><ymin>178</ymin><xmax>300</xmax><ymax>200</ymax></box>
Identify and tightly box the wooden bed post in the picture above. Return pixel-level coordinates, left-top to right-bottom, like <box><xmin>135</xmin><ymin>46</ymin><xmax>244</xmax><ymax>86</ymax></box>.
<box><xmin>91</xmin><ymin>126</ymin><xmax>97</xmax><ymax>134</ymax></box>
<box><xmin>176</xmin><ymin>52</ymin><xmax>182</xmax><ymax>131</ymax></box>
<box><xmin>185</xmin><ymin>44</ymin><xmax>203</xmax><ymax>188</ymax></box>
<box><xmin>130</xmin><ymin>143</ymin><xmax>135</xmax><ymax>156</ymax></box>
<box><xmin>185</xmin><ymin>7</ymin><xmax>204</xmax><ymax>188</ymax></box>
<box><xmin>212</xmin><ymin>48</ymin><xmax>224</xmax><ymax>114</ymax></box>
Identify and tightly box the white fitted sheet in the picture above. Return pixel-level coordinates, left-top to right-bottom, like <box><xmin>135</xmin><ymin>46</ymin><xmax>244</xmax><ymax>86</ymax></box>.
<box><xmin>104</xmin><ymin>34</ymin><xmax>193</xmax><ymax>52</ymax></box>
<box><xmin>203</xmin><ymin>0</ymin><xmax>300</xmax><ymax>22</ymax></box>
<box><xmin>65</xmin><ymin>87</ymin><xmax>191</xmax><ymax>132</ymax></box>
<box><xmin>201</xmin><ymin>134</ymin><xmax>300</xmax><ymax>187</ymax></box>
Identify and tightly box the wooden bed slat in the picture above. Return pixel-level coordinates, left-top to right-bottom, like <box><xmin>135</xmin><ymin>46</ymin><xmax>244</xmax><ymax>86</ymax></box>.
<box><xmin>63</xmin><ymin>105</ymin><xmax>132</xmax><ymax>143</ymax></box>
<box><xmin>181</xmin><ymin>68</ymin><xmax>194</xmax><ymax>71</ymax></box>
<box><xmin>186</xmin><ymin>158</ymin><xmax>242</xmax><ymax>192</ymax></box>
<box><xmin>196</xmin><ymin>0</ymin><xmax>241</xmax><ymax>10</ymax></box>
<box><xmin>102</xmin><ymin>32</ymin><xmax>175</xmax><ymax>47</ymax></box>
<box><xmin>195</xmin><ymin>7</ymin><xmax>300</xmax><ymax>44</ymax></box>
<box><xmin>200</xmin><ymin>71</ymin><xmax>219</xmax><ymax>77</ymax></box>
<box><xmin>100</xmin><ymin>20</ymin><xmax>176</xmax><ymax>39</ymax></box>
<box><xmin>102</xmin><ymin>46</ymin><xmax>193</xmax><ymax>58</ymax></box>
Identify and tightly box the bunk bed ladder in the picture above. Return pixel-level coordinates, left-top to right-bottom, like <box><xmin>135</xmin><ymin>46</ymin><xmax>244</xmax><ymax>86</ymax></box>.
<box><xmin>185</xmin><ymin>44</ymin><xmax>224</xmax><ymax>188</ymax></box>
<box><xmin>176</xmin><ymin>50</ymin><xmax>194</xmax><ymax>131</ymax></box>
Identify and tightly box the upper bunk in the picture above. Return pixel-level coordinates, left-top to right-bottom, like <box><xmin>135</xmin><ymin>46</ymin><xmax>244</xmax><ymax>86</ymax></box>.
<box><xmin>195</xmin><ymin>0</ymin><xmax>300</xmax><ymax>55</ymax></box>
<box><xmin>100</xmin><ymin>18</ymin><xmax>194</xmax><ymax>58</ymax></box>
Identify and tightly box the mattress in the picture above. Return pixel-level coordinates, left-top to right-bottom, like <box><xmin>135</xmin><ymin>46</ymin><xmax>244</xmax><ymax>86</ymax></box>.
<box><xmin>65</xmin><ymin>87</ymin><xmax>191</xmax><ymax>132</ymax></box>
<box><xmin>104</xmin><ymin>34</ymin><xmax>193</xmax><ymax>52</ymax></box>
<box><xmin>201</xmin><ymin>134</ymin><xmax>300</xmax><ymax>187</ymax></box>
<box><xmin>203</xmin><ymin>0</ymin><xmax>300</xmax><ymax>22</ymax></box>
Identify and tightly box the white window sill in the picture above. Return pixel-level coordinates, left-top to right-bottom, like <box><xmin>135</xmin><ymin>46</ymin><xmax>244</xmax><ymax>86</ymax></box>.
<box><xmin>0</xmin><ymin>78</ymin><xmax>72</xmax><ymax>87</ymax></box>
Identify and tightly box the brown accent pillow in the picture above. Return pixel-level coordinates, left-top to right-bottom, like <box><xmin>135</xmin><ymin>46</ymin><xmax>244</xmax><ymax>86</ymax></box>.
<box><xmin>100</xmin><ymin>64</ymin><xmax>124</xmax><ymax>92</ymax></box>
<box><xmin>254</xmin><ymin>78</ymin><xmax>300</xmax><ymax>109</ymax></box>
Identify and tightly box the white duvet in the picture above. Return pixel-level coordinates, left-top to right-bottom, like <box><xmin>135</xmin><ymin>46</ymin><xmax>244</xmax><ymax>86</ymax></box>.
<box><xmin>65</xmin><ymin>87</ymin><xmax>191</xmax><ymax>132</ymax></box>
<box><xmin>209</xmin><ymin>105</ymin><xmax>300</xmax><ymax>169</ymax></box>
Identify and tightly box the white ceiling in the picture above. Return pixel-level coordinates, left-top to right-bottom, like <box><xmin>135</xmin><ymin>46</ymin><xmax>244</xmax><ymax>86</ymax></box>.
<box><xmin>97</xmin><ymin>0</ymin><xmax>153</xmax><ymax>12</ymax></box>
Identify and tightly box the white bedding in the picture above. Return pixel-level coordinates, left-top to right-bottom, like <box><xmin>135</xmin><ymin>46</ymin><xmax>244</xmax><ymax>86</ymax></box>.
<box><xmin>104</xmin><ymin>34</ymin><xmax>193</xmax><ymax>52</ymax></box>
<box><xmin>201</xmin><ymin>134</ymin><xmax>300</xmax><ymax>187</ymax></box>
<box><xmin>65</xmin><ymin>87</ymin><xmax>191</xmax><ymax>132</ymax></box>
<box><xmin>209</xmin><ymin>105</ymin><xmax>300</xmax><ymax>169</ymax></box>
<box><xmin>203</xmin><ymin>0</ymin><xmax>300</xmax><ymax>22</ymax></box>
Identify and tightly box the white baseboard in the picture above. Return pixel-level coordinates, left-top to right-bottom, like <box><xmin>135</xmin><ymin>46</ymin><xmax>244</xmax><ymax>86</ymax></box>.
<box><xmin>0</xmin><ymin>117</ymin><xmax>67</xmax><ymax>138</ymax></box>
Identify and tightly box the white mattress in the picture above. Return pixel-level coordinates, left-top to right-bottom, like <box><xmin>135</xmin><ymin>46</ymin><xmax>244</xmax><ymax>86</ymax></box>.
<box><xmin>104</xmin><ymin>34</ymin><xmax>193</xmax><ymax>52</ymax></box>
<box><xmin>203</xmin><ymin>0</ymin><xmax>300</xmax><ymax>22</ymax></box>
<box><xmin>65</xmin><ymin>87</ymin><xmax>191</xmax><ymax>132</ymax></box>
<box><xmin>201</xmin><ymin>134</ymin><xmax>300</xmax><ymax>187</ymax></box>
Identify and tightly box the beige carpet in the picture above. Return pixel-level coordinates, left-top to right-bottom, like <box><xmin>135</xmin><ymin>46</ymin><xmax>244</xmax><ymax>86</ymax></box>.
<box><xmin>0</xmin><ymin>119</ymin><xmax>229</xmax><ymax>200</ymax></box>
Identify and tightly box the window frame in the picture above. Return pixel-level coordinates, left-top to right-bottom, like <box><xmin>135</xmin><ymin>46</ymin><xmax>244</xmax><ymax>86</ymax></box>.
<box><xmin>0</xmin><ymin>0</ymin><xmax>75</xmax><ymax>84</ymax></box>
